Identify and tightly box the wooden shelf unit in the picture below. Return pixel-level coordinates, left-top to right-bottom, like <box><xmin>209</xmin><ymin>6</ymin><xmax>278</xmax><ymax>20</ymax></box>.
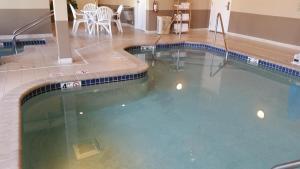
<box><xmin>173</xmin><ymin>0</ymin><xmax>192</xmax><ymax>33</ymax></box>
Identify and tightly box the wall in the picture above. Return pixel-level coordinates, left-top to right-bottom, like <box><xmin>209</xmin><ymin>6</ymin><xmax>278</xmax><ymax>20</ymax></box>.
<box><xmin>0</xmin><ymin>0</ymin><xmax>51</xmax><ymax>35</ymax></box>
<box><xmin>77</xmin><ymin>0</ymin><xmax>135</xmax><ymax>9</ymax></box>
<box><xmin>229</xmin><ymin>0</ymin><xmax>300</xmax><ymax>46</ymax></box>
<box><xmin>77</xmin><ymin>0</ymin><xmax>97</xmax><ymax>9</ymax></box>
<box><xmin>146</xmin><ymin>0</ymin><xmax>211</xmax><ymax>31</ymax></box>
<box><xmin>98</xmin><ymin>0</ymin><xmax>135</xmax><ymax>7</ymax></box>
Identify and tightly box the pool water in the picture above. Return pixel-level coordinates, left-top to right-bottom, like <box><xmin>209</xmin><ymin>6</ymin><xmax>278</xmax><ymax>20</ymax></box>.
<box><xmin>22</xmin><ymin>47</ymin><xmax>300</xmax><ymax>169</ymax></box>
<box><xmin>0</xmin><ymin>46</ymin><xmax>23</xmax><ymax>57</ymax></box>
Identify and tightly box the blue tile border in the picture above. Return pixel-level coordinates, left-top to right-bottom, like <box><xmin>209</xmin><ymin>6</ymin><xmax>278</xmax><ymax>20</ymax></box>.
<box><xmin>125</xmin><ymin>42</ymin><xmax>300</xmax><ymax>78</ymax></box>
<box><xmin>21</xmin><ymin>71</ymin><xmax>147</xmax><ymax>105</ymax></box>
<box><xmin>2</xmin><ymin>39</ymin><xmax>46</xmax><ymax>48</ymax></box>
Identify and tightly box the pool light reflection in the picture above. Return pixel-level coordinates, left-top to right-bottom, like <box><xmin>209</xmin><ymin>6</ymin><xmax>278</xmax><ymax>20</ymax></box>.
<box><xmin>257</xmin><ymin>110</ymin><xmax>265</xmax><ymax>119</ymax></box>
<box><xmin>176</xmin><ymin>83</ymin><xmax>183</xmax><ymax>90</ymax></box>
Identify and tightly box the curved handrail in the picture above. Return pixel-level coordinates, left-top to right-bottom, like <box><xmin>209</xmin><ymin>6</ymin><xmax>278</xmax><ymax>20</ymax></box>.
<box><xmin>13</xmin><ymin>10</ymin><xmax>54</xmax><ymax>35</ymax></box>
<box><xmin>271</xmin><ymin>160</ymin><xmax>300</xmax><ymax>169</ymax></box>
<box><xmin>214</xmin><ymin>13</ymin><xmax>229</xmax><ymax>60</ymax></box>
<box><xmin>12</xmin><ymin>10</ymin><xmax>54</xmax><ymax>54</ymax></box>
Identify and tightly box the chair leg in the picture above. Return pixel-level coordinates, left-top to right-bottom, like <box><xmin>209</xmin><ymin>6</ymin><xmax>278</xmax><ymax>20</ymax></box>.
<box><xmin>102</xmin><ymin>25</ymin><xmax>108</xmax><ymax>34</ymax></box>
<box><xmin>84</xmin><ymin>22</ymin><xmax>88</xmax><ymax>32</ymax></box>
<box><xmin>109</xmin><ymin>24</ymin><xmax>112</xmax><ymax>37</ymax></box>
<box><xmin>118</xmin><ymin>20</ymin><xmax>123</xmax><ymax>32</ymax></box>
<box><xmin>96</xmin><ymin>24</ymin><xmax>99</xmax><ymax>36</ymax></box>
<box><xmin>74</xmin><ymin>22</ymin><xmax>80</xmax><ymax>34</ymax></box>
<box><xmin>89</xmin><ymin>24</ymin><xmax>95</xmax><ymax>35</ymax></box>
<box><xmin>72</xmin><ymin>21</ymin><xmax>76</xmax><ymax>33</ymax></box>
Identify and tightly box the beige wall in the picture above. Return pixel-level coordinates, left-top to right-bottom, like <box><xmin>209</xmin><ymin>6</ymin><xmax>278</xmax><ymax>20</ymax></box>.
<box><xmin>77</xmin><ymin>0</ymin><xmax>96</xmax><ymax>9</ymax></box>
<box><xmin>77</xmin><ymin>0</ymin><xmax>135</xmax><ymax>9</ymax></box>
<box><xmin>0</xmin><ymin>0</ymin><xmax>51</xmax><ymax>35</ymax></box>
<box><xmin>99</xmin><ymin>0</ymin><xmax>135</xmax><ymax>7</ymax></box>
<box><xmin>147</xmin><ymin>0</ymin><xmax>173</xmax><ymax>10</ymax></box>
<box><xmin>229</xmin><ymin>0</ymin><xmax>300</xmax><ymax>46</ymax></box>
<box><xmin>147</xmin><ymin>0</ymin><xmax>210</xmax><ymax>10</ymax></box>
<box><xmin>0</xmin><ymin>0</ymin><xmax>49</xmax><ymax>9</ymax></box>
<box><xmin>191</xmin><ymin>0</ymin><xmax>210</xmax><ymax>10</ymax></box>
<box><xmin>146</xmin><ymin>0</ymin><xmax>211</xmax><ymax>31</ymax></box>
<box><xmin>231</xmin><ymin>0</ymin><xmax>300</xmax><ymax>19</ymax></box>
<box><xmin>53</xmin><ymin>0</ymin><xmax>68</xmax><ymax>21</ymax></box>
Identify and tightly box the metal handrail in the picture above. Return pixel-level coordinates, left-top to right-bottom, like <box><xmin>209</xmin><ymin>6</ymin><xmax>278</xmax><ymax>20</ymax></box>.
<box><xmin>169</xmin><ymin>11</ymin><xmax>184</xmax><ymax>39</ymax></box>
<box><xmin>214</xmin><ymin>13</ymin><xmax>229</xmax><ymax>60</ymax></box>
<box><xmin>271</xmin><ymin>160</ymin><xmax>300</xmax><ymax>169</ymax></box>
<box><xmin>154</xmin><ymin>11</ymin><xmax>183</xmax><ymax>46</ymax></box>
<box><xmin>12</xmin><ymin>10</ymin><xmax>54</xmax><ymax>54</ymax></box>
<box><xmin>13</xmin><ymin>10</ymin><xmax>54</xmax><ymax>35</ymax></box>
<box><xmin>152</xmin><ymin>11</ymin><xmax>183</xmax><ymax>55</ymax></box>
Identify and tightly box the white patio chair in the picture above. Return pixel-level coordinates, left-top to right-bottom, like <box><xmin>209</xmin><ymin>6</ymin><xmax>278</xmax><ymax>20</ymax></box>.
<box><xmin>69</xmin><ymin>4</ymin><xmax>88</xmax><ymax>34</ymax></box>
<box><xmin>82</xmin><ymin>3</ymin><xmax>98</xmax><ymax>35</ymax></box>
<box><xmin>85</xmin><ymin>10</ymin><xmax>98</xmax><ymax>35</ymax></box>
<box><xmin>83</xmin><ymin>3</ymin><xmax>97</xmax><ymax>11</ymax></box>
<box><xmin>112</xmin><ymin>5</ymin><xmax>124</xmax><ymax>32</ymax></box>
<box><xmin>95</xmin><ymin>6</ymin><xmax>114</xmax><ymax>37</ymax></box>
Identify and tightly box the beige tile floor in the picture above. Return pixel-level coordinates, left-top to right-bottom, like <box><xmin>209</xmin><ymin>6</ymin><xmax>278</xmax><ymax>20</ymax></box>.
<box><xmin>0</xmin><ymin>25</ymin><xmax>300</xmax><ymax>169</ymax></box>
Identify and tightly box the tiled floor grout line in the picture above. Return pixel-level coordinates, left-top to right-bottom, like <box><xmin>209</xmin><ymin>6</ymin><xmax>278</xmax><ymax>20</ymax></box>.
<box><xmin>74</xmin><ymin>49</ymin><xmax>89</xmax><ymax>65</ymax></box>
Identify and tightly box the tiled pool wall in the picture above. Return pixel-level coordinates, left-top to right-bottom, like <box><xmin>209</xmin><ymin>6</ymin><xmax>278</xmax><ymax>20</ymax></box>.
<box><xmin>21</xmin><ymin>42</ymin><xmax>300</xmax><ymax>105</ymax></box>
<box><xmin>125</xmin><ymin>42</ymin><xmax>300</xmax><ymax>78</ymax></box>
<box><xmin>21</xmin><ymin>71</ymin><xmax>147</xmax><ymax>105</ymax></box>
<box><xmin>1</xmin><ymin>39</ymin><xmax>46</xmax><ymax>48</ymax></box>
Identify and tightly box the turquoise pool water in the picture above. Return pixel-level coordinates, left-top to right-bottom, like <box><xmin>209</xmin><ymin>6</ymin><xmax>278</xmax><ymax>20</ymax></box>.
<box><xmin>0</xmin><ymin>46</ymin><xmax>23</xmax><ymax>57</ymax></box>
<box><xmin>22</xmin><ymin>47</ymin><xmax>300</xmax><ymax>169</ymax></box>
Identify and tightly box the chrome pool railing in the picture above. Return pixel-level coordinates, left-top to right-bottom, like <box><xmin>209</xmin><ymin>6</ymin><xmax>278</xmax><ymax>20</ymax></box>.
<box><xmin>12</xmin><ymin>10</ymin><xmax>54</xmax><ymax>54</ymax></box>
<box><xmin>154</xmin><ymin>11</ymin><xmax>183</xmax><ymax>46</ymax></box>
<box><xmin>271</xmin><ymin>159</ymin><xmax>300</xmax><ymax>169</ymax></box>
<box><xmin>214</xmin><ymin>13</ymin><xmax>229</xmax><ymax>61</ymax></box>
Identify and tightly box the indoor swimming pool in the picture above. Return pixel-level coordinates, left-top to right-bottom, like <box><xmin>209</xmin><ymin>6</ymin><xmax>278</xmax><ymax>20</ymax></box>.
<box><xmin>0</xmin><ymin>45</ymin><xmax>23</xmax><ymax>57</ymax></box>
<box><xmin>22</xmin><ymin>44</ymin><xmax>300</xmax><ymax>169</ymax></box>
<box><xmin>0</xmin><ymin>39</ymin><xmax>46</xmax><ymax>57</ymax></box>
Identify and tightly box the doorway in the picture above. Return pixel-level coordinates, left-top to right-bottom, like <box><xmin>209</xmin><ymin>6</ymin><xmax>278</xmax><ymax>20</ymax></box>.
<box><xmin>135</xmin><ymin>0</ymin><xmax>146</xmax><ymax>31</ymax></box>
<box><xmin>209</xmin><ymin>0</ymin><xmax>231</xmax><ymax>32</ymax></box>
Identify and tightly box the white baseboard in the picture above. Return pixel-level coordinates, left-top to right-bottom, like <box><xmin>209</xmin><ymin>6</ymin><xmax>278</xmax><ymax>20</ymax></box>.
<box><xmin>190</xmin><ymin>28</ymin><xmax>209</xmax><ymax>32</ymax></box>
<box><xmin>228</xmin><ymin>32</ymin><xmax>300</xmax><ymax>51</ymax></box>
<box><xmin>122</xmin><ymin>23</ymin><xmax>134</xmax><ymax>28</ymax></box>
<box><xmin>144</xmin><ymin>28</ymin><xmax>208</xmax><ymax>34</ymax></box>
<box><xmin>145</xmin><ymin>30</ymin><xmax>157</xmax><ymax>34</ymax></box>
<box><xmin>0</xmin><ymin>33</ymin><xmax>53</xmax><ymax>41</ymax></box>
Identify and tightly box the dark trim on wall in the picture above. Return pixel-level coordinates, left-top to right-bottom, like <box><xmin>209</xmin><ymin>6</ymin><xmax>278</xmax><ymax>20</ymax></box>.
<box><xmin>190</xmin><ymin>10</ymin><xmax>210</xmax><ymax>29</ymax></box>
<box><xmin>0</xmin><ymin>9</ymin><xmax>52</xmax><ymax>35</ymax></box>
<box><xmin>229</xmin><ymin>11</ymin><xmax>300</xmax><ymax>46</ymax></box>
<box><xmin>146</xmin><ymin>9</ymin><xmax>210</xmax><ymax>31</ymax></box>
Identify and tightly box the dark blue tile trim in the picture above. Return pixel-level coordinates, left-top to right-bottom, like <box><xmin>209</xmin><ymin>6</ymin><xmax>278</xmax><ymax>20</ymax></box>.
<box><xmin>125</xmin><ymin>42</ymin><xmax>300</xmax><ymax>78</ymax></box>
<box><xmin>21</xmin><ymin>71</ymin><xmax>147</xmax><ymax>105</ymax></box>
<box><xmin>2</xmin><ymin>39</ymin><xmax>46</xmax><ymax>48</ymax></box>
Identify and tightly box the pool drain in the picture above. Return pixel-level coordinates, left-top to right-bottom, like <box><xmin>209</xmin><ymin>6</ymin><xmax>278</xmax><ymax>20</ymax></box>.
<box><xmin>73</xmin><ymin>138</ymin><xmax>102</xmax><ymax>160</ymax></box>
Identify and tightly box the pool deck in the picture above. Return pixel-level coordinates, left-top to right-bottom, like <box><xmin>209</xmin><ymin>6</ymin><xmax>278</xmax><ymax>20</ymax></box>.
<box><xmin>0</xmin><ymin>26</ymin><xmax>300</xmax><ymax>169</ymax></box>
